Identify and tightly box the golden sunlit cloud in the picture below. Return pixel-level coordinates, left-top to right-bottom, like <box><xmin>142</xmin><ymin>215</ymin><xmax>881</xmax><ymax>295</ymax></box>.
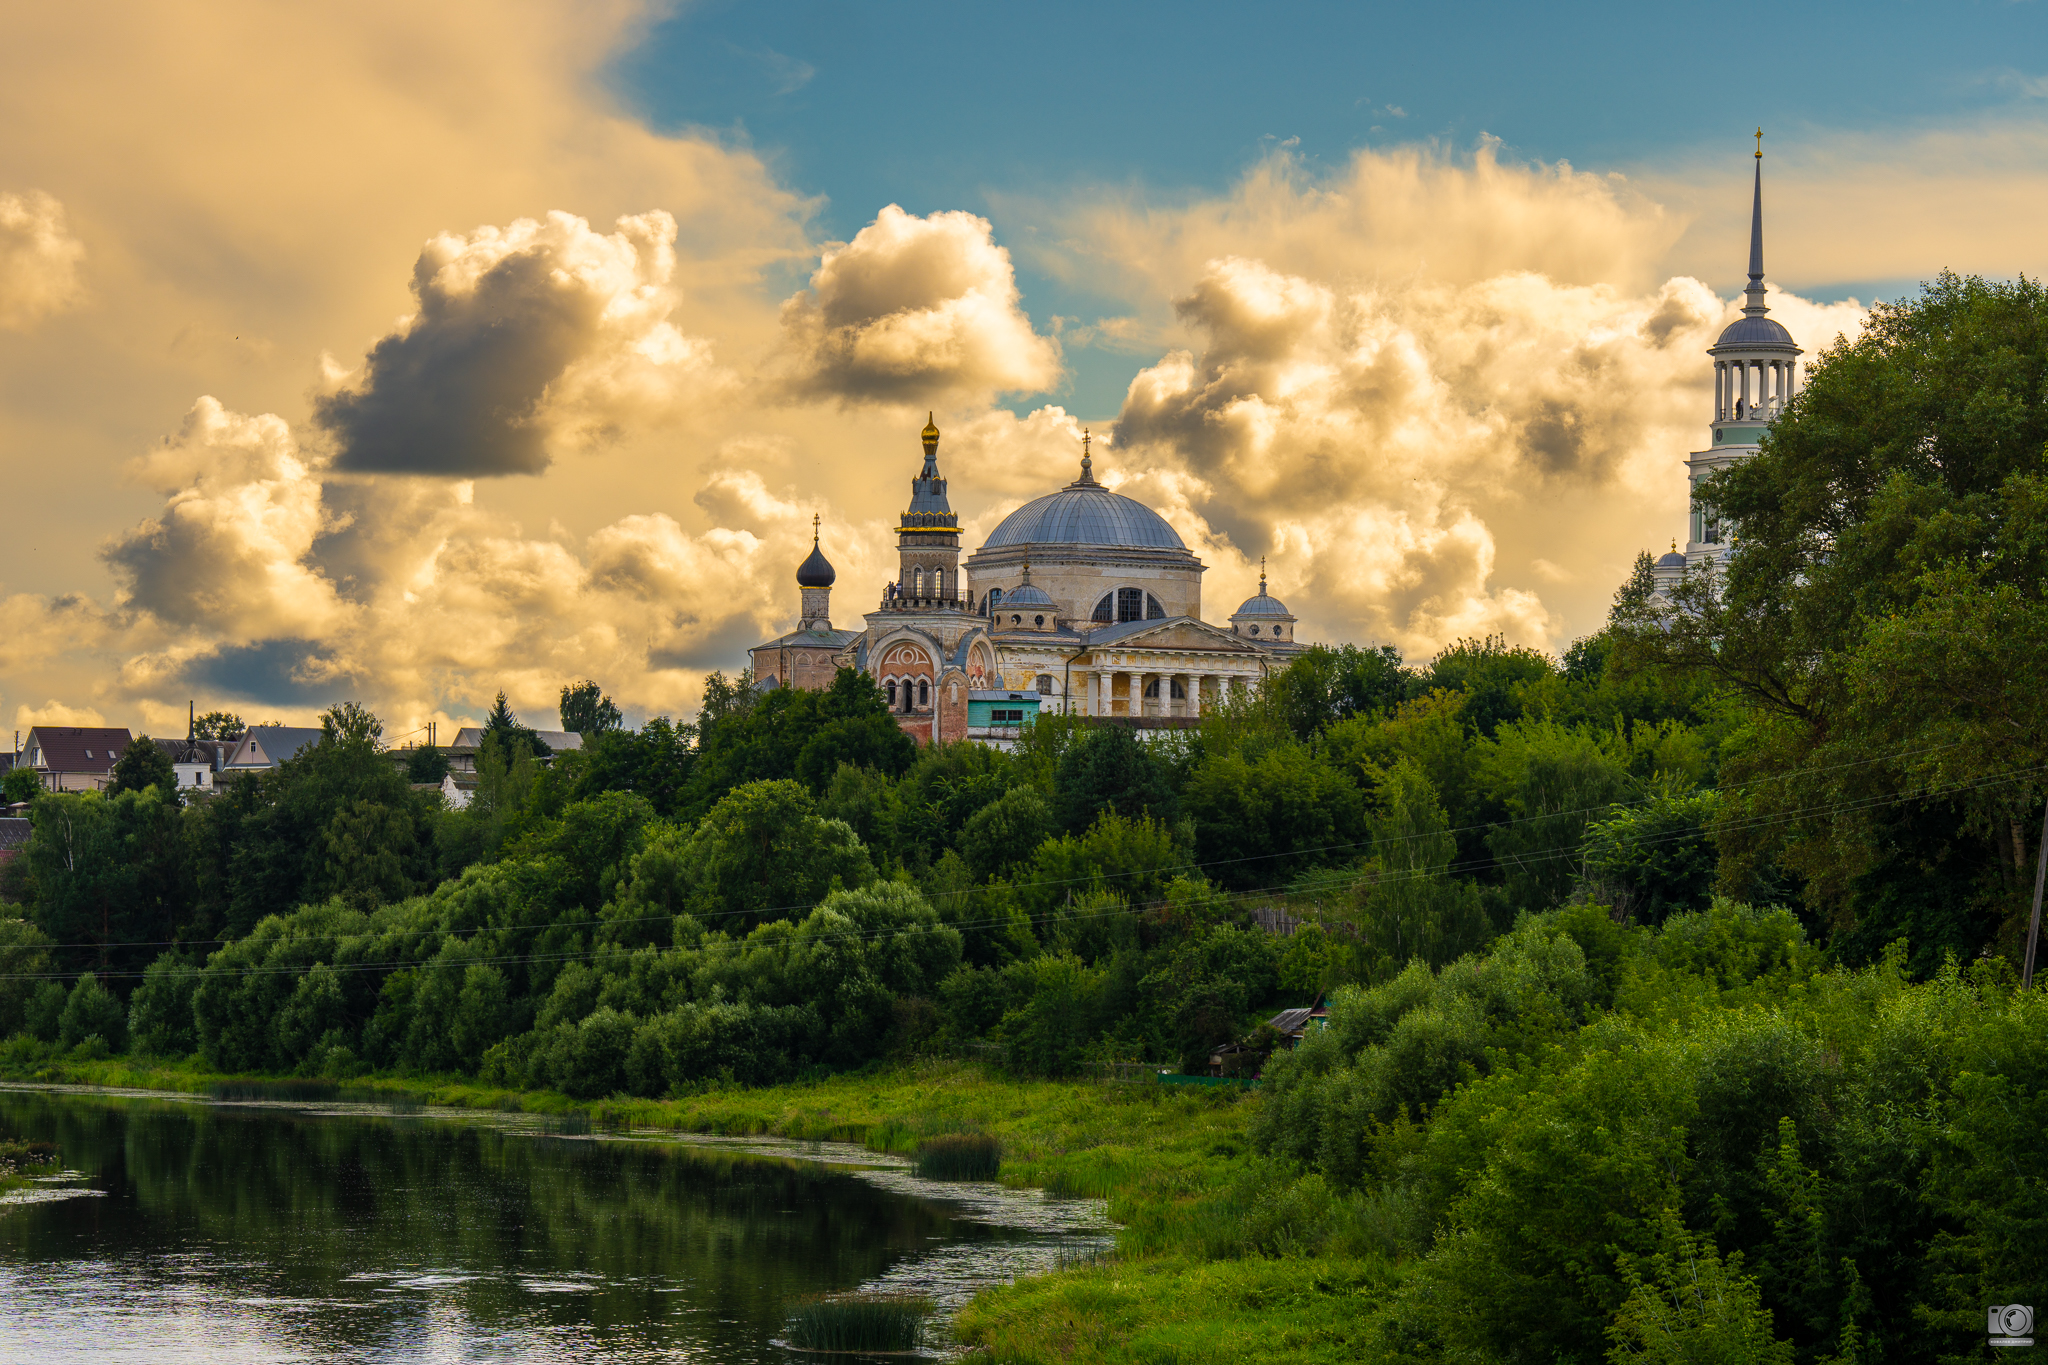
<box><xmin>8</xmin><ymin>5</ymin><xmax>2042</xmax><ymax>734</ymax></box>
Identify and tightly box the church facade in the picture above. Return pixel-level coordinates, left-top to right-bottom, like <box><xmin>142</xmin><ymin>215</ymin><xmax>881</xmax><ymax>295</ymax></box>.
<box><xmin>1653</xmin><ymin>140</ymin><xmax>1802</xmax><ymax>594</ymax></box>
<box><xmin>750</xmin><ymin>416</ymin><xmax>1306</xmax><ymax>745</ymax></box>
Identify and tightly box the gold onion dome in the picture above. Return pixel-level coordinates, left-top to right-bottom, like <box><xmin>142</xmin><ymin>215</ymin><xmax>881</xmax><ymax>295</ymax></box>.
<box><xmin>921</xmin><ymin>411</ymin><xmax>940</xmax><ymax>448</ymax></box>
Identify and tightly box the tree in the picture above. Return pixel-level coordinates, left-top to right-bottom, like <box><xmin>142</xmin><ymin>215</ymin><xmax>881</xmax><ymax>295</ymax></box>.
<box><xmin>477</xmin><ymin>690</ymin><xmax>549</xmax><ymax>753</ymax></box>
<box><xmin>1</xmin><ymin>764</ymin><xmax>43</xmax><ymax>805</ymax></box>
<box><xmin>670</xmin><ymin>779</ymin><xmax>875</xmax><ymax>929</ymax></box>
<box><xmin>1423</xmin><ymin>635</ymin><xmax>1556</xmax><ymax>739</ymax></box>
<box><xmin>1581</xmin><ymin>789</ymin><xmax>1721</xmax><ymax>926</ymax></box>
<box><xmin>1357</xmin><ymin>758</ymin><xmax>1489</xmax><ymax>970</ymax></box>
<box><xmin>1184</xmin><ymin>744</ymin><xmax>1366</xmax><ymax>890</ymax></box>
<box><xmin>558</xmin><ymin>679</ymin><xmax>624</xmax><ymax>735</ymax></box>
<box><xmin>405</xmin><ymin>745</ymin><xmax>449</xmax><ymax>783</ymax></box>
<box><xmin>1052</xmin><ymin>724</ymin><xmax>1177</xmax><ymax>834</ymax></box>
<box><xmin>1616</xmin><ymin>272</ymin><xmax>2048</xmax><ymax>965</ymax></box>
<box><xmin>191</xmin><ymin>710</ymin><xmax>244</xmax><ymax>740</ymax></box>
<box><xmin>1263</xmin><ymin>643</ymin><xmax>1412</xmax><ymax>740</ymax></box>
<box><xmin>108</xmin><ymin>735</ymin><xmax>177</xmax><ymax>798</ymax></box>
<box><xmin>320</xmin><ymin>701</ymin><xmax>383</xmax><ymax>745</ymax></box>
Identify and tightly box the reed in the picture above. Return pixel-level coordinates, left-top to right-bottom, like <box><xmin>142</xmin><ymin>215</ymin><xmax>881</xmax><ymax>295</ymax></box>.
<box><xmin>785</xmin><ymin>1293</ymin><xmax>932</xmax><ymax>1353</ymax></box>
<box><xmin>207</xmin><ymin>1079</ymin><xmax>340</xmax><ymax>1102</ymax></box>
<box><xmin>913</xmin><ymin>1132</ymin><xmax>1001</xmax><ymax>1181</ymax></box>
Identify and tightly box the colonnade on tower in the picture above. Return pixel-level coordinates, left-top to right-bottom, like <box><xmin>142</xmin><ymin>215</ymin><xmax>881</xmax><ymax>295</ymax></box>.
<box><xmin>1654</xmin><ymin>134</ymin><xmax>1803</xmax><ymax>593</ymax></box>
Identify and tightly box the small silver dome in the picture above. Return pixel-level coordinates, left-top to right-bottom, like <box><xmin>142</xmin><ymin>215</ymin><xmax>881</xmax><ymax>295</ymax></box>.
<box><xmin>1657</xmin><ymin>551</ymin><xmax>1688</xmax><ymax>569</ymax></box>
<box><xmin>1001</xmin><ymin>581</ymin><xmax>1056</xmax><ymax>606</ymax></box>
<box><xmin>1714</xmin><ymin>314</ymin><xmax>1796</xmax><ymax>349</ymax></box>
<box><xmin>1233</xmin><ymin>590</ymin><xmax>1291</xmax><ymax>617</ymax></box>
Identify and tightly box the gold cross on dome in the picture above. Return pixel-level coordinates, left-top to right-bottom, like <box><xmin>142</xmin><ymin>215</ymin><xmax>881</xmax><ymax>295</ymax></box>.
<box><xmin>1755</xmin><ymin>127</ymin><xmax>1763</xmax><ymax>158</ymax></box>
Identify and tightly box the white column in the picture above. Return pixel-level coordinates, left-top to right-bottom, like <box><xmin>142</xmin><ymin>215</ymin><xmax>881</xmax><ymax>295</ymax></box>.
<box><xmin>1714</xmin><ymin>361</ymin><xmax>1724</xmax><ymax>421</ymax></box>
<box><xmin>1093</xmin><ymin>671</ymin><xmax>1107</xmax><ymax>717</ymax></box>
<box><xmin>1177</xmin><ymin>673</ymin><xmax>1192</xmax><ymax>717</ymax></box>
<box><xmin>1738</xmin><ymin>359</ymin><xmax>1750</xmax><ymax>417</ymax></box>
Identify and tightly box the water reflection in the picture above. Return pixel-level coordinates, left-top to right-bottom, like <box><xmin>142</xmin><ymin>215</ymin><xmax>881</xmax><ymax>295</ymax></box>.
<box><xmin>0</xmin><ymin>1086</ymin><xmax>1110</xmax><ymax>1362</ymax></box>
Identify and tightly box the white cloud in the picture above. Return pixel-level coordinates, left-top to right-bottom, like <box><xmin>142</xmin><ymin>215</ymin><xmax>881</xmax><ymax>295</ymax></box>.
<box><xmin>317</xmin><ymin>210</ymin><xmax>725</xmax><ymax>476</ymax></box>
<box><xmin>776</xmin><ymin>204</ymin><xmax>1062</xmax><ymax>403</ymax></box>
<box><xmin>0</xmin><ymin>190</ymin><xmax>84</xmax><ymax>330</ymax></box>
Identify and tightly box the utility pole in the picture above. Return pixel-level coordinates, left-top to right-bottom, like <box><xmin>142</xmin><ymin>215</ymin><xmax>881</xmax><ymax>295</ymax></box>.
<box><xmin>2027</xmin><ymin>799</ymin><xmax>2047</xmax><ymax>990</ymax></box>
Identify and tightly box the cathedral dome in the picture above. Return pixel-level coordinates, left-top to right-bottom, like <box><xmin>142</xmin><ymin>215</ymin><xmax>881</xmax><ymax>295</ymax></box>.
<box><xmin>1713</xmin><ymin>314</ymin><xmax>1796</xmax><ymax>349</ymax></box>
<box><xmin>985</xmin><ymin>486</ymin><xmax>1185</xmax><ymax>551</ymax></box>
<box><xmin>1657</xmin><ymin>550</ymin><xmax>1688</xmax><ymax>570</ymax></box>
<box><xmin>1001</xmin><ymin>580</ymin><xmax>1056</xmax><ymax>606</ymax></box>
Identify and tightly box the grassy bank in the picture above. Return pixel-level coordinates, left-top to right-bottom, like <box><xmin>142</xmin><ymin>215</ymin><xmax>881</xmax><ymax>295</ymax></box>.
<box><xmin>0</xmin><ymin>1045</ymin><xmax>1358</xmax><ymax>1361</ymax></box>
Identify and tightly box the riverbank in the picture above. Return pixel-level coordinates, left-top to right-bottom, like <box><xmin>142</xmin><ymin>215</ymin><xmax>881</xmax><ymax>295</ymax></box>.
<box><xmin>0</xmin><ymin>1045</ymin><xmax>1389</xmax><ymax>1362</ymax></box>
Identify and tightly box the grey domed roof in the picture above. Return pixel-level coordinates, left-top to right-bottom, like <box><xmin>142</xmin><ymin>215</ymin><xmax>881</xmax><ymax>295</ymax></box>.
<box><xmin>1000</xmin><ymin>581</ymin><xmax>1056</xmax><ymax>606</ymax></box>
<box><xmin>985</xmin><ymin>485</ymin><xmax>1185</xmax><ymax>551</ymax></box>
<box><xmin>1714</xmin><ymin>314</ymin><xmax>1796</xmax><ymax>349</ymax></box>
<box><xmin>1657</xmin><ymin>551</ymin><xmax>1688</xmax><ymax>569</ymax></box>
<box><xmin>1233</xmin><ymin>589</ymin><xmax>1291</xmax><ymax>617</ymax></box>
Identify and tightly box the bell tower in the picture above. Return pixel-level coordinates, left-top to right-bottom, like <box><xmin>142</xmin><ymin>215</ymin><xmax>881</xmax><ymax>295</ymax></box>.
<box><xmin>1656</xmin><ymin>133</ymin><xmax>1802</xmax><ymax>594</ymax></box>
<box><xmin>892</xmin><ymin>413</ymin><xmax>964</xmax><ymax>608</ymax></box>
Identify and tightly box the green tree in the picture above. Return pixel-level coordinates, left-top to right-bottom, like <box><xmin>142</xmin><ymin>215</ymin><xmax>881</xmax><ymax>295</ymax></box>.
<box><xmin>108</xmin><ymin>735</ymin><xmax>177</xmax><ymax>798</ymax></box>
<box><xmin>58</xmin><ymin>973</ymin><xmax>128</xmax><ymax>1050</ymax></box>
<box><xmin>0</xmin><ymin>917</ymin><xmax>55</xmax><ymax>1037</ymax></box>
<box><xmin>405</xmin><ymin>744</ymin><xmax>450</xmax><ymax>783</ymax></box>
<box><xmin>320</xmin><ymin>701</ymin><xmax>383</xmax><ymax>745</ymax></box>
<box><xmin>1</xmin><ymin>764</ymin><xmax>42</xmax><ymax>805</ymax></box>
<box><xmin>1617</xmin><ymin>273</ymin><xmax>2048</xmax><ymax>966</ymax></box>
<box><xmin>673</xmin><ymin>779</ymin><xmax>875</xmax><ymax>929</ymax></box>
<box><xmin>1262</xmin><ymin>642</ymin><xmax>1412</xmax><ymax>739</ymax></box>
<box><xmin>1357</xmin><ymin>758</ymin><xmax>1489</xmax><ymax>970</ymax></box>
<box><xmin>1425</xmin><ymin>634</ymin><xmax>1557</xmax><ymax>738</ymax></box>
<box><xmin>1052</xmin><ymin>723</ymin><xmax>1177</xmax><ymax>834</ymax></box>
<box><xmin>559</xmin><ymin>679</ymin><xmax>624</xmax><ymax>735</ymax></box>
<box><xmin>1184</xmin><ymin>743</ymin><xmax>1366</xmax><ymax>890</ymax></box>
<box><xmin>1607</xmin><ymin>1209</ymin><xmax>1795</xmax><ymax>1365</ymax></box>
<box><xmin>191</xmin><ymin>710</ymin><xmax>244</xmax><ymax>740</ymax></box>
<box><xmin>1581</xmin><ymin>789</ymin><xmax>1721</xmax><ymax>926</ymax></box>
<box><xmin>957</xmin><ymin>785</ymin><xmax>1052</xmax><ymax>881</ymax></box>
<box><xmin>26</xmin><ymin>787</ymin><xmax>189</xmax><ymax>974</ymax></box>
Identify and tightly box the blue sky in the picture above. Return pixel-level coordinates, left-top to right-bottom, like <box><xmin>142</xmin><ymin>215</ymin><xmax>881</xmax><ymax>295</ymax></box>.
<box><xmin>613</xmin><ymin>0</ymin><xmax>2048</xmax><ymax>412</ymax></box>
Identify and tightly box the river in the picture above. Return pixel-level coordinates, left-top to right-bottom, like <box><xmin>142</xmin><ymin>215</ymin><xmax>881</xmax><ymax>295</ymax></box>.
<box><xmin>0</xmin><ymin>1084</ymin><xmax>1112</xmax><ymax>1362</ymax></box>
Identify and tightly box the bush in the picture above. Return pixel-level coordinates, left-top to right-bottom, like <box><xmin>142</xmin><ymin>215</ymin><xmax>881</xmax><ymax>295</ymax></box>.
<box><xmin>785</xmin><ymin>1295</ymin><xmax>931</xmax><ymax>1353</ymax></box>
<box><xmin>22</xmin><ymin>980</ymin><xmax>66</xmax><ymax>1043</ymax></box>
<box><xmin>127</xmin><ymin>953</ymin><xmax>201</xmax><ymax>1056</ymax></box>
<box><xmin>59</xmin><ymin>975</ymin><xmax>126</xmax><ymax>1052</ymax></box>
<box><xmin>914</xmin><ymin>1133</ymin><xmax>1002</xmax><ymax>1181</ymax></box>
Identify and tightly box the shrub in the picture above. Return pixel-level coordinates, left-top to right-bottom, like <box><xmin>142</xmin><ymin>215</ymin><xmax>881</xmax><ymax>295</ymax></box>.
<box><xmin>59</xmin><ymin>975</ymin><xmax>127</xmax><ymax>1052</ymax></box>
<box><xmin>785</xmin><ymin>1294</ymin><xmax>931</xmax><ymax>1353</ymax></box>
<box><xmin>914</xmin><ymin>1133</ymin><xmax>1002</xmax><ymax>1181</ymax></box>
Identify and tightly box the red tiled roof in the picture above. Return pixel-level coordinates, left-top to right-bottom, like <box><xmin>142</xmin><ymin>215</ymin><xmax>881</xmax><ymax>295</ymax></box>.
<box><xmin>24</xmin><ymin>726</ymin><xmax>133</xmax><ymax>774</ymax></box>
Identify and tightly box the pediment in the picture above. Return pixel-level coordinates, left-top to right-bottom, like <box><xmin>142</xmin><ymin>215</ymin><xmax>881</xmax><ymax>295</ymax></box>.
<box><xmin>1085</xmin><ymin>617</ymin><xmax>1255</xmax><ymax>653</ymax></box>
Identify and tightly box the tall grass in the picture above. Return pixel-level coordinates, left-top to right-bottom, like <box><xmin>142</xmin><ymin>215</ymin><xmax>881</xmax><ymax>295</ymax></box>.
<box><xmin>785</xmin><ymin>1294</ymin><xmax>932</xmax><ymax>1352</ymax></box>
<box><xmin>913</xmin><ymin>1132</ymin><xmax>1001</xmax><ymax>1181</ymax></box>
<box><xmin>207</xmin><ymin>1079</ymin><xmax>341</xmax><ymax>1102</ymax></box>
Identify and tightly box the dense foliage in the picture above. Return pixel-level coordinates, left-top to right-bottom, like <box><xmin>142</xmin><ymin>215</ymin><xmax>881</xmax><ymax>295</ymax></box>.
<box><xmin>1</xmin><ymin>271</ymin><xmax>2045</xmax><ymax>1363</ymax></box>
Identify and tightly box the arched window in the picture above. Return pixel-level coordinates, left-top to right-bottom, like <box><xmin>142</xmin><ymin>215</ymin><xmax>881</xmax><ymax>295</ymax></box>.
<box><xmin>1034</xmin><ymin>615</ymin><xmax>1045</xmax><ymax>627</ymax></box>
<box><xmin>1036</xmin><ymin>674</ymin><xmax>1056</xmax><ymax>695</ymax></box>
<box><xmin>1091</xmin><ymin>593</ymin><xmax>1113</xmax><ymax>623</ymax></box>
<box><xmin>1010</xmin><ymin>614</ymin><xmax>1021</xmax><ymax>625</ymax></box>
<box><xmin>1143</xmin><ymin>678</ymin><xmax>1160</xmax><ymax>698</ymax></box>
<box><xmin>985</xmin><ymin>587</ymin><xmax>1002</xmax><ymax>615</ymax></box>
<box><xmin>914</xmin><ymin>567</ymin><xmax>925</xmax><ymax>596</ymax></box>
<box><xmin>1169</xmin><ymin>678</ymin><xmax>1186</xmax><ymax>699</ymax></box>
<box><xmin>1249</xmin><ymin>624</ymin><xmax>1261</xmax><ymax>635</ymax></box>
<box><xmin>1147</xmin><ymin>594</ymin><xmax>1166</xmax><ymax>619</ymax></box>
<box><xmin>917</xmin><ymin>678</ymin><xmax>930</xmax><ymax>706</ymax></box>
<box><xmin>886</xmin><ymin>679</ymin><xmax>898</xmax><ymax>706</ymax></box>
<box><xmin>1091</xmin><ymin>588</ymin><xmax>1171</xmax><ymax>624</ymax></box>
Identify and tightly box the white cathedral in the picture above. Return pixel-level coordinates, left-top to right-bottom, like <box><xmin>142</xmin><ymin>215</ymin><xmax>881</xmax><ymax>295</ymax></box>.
<box><xmin>749</xmin><ymin>418</ymin><xmax>1304</xmax><ymax>745</ymax></box>
<box><xmin>1653</xmin><ymin>139</ymin><xmax>1801</xmax><ymax>594</ymax></box>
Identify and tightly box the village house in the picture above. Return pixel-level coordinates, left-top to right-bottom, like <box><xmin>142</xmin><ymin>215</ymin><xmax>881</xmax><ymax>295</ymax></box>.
<box><xmin>19</xmin><ymin>726</ymin><xmax>134</xmax><ymax>792</ymax></box>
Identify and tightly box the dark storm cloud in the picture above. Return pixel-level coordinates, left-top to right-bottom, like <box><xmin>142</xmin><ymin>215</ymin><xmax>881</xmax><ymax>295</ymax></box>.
<box><xmin>180</xmin><ymin>638</ymin><xmax>353</xmax><ymax>705</ymax></box>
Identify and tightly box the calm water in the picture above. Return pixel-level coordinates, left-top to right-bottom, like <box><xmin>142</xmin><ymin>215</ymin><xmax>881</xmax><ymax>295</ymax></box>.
<box><xmin>0</xmin><ymin>1085</ymin><xmax>1111</xmax><ymax>1362</ymax></box>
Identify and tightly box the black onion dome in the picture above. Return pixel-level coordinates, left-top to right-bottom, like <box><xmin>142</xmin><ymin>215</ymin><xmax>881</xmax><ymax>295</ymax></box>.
<box><xmin>796</xmin><ymin>541</ymin><xmax>836</xmax><ymax>587</ymax></box>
